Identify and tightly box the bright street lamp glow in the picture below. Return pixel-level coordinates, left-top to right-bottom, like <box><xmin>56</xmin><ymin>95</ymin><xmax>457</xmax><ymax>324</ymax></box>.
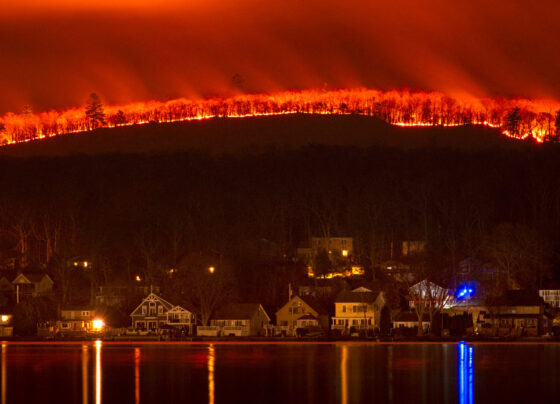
<box><xmin>92</xmin><ymin>319</ymin><xmax>105</xmax><ymax>330</ymax></box>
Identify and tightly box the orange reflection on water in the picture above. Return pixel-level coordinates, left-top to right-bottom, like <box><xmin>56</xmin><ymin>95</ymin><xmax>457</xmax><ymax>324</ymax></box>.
<box><xmin>1</xmin><ymin>343</ymin><xmax>6</xmax><ymax>404</ymax></box>
<box><xmin>95</xmin><ymin>340</ymin><xmax>102</xmax><ymax>404</ymax></box>
<box><xmin>340</xmin><ymin>345</ymin><xmax>348</xmax><ymax>404</ymax></box>
<box><xmin>82</xmin><ymin>345</ymin><xmax>89</xmax><ymax>404</ymax></box>
<box><xmin>208</xmin><ymin>344</ymin><xmax>215</xmax><ymax>404</ymax></box>
<box><xmin>134</xmin><ymin>347</ymin><xmax>140</xmax><ymax>404</ymax></box>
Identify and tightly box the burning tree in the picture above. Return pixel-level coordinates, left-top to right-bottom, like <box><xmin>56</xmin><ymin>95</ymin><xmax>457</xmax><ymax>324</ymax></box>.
<box><xmin>505</xmin><ymin>107</ymin><xmax>522</xmax><ymax>137</ymax></box>
<box><xmin>554</xmin><ymin>110</ymin><xmax>560</xmax><ymax>141</ymax></box>
<box><xmin>85</xmin><ymin>93</ymin><xmax>106</xmax><ymax>130</ymax></box>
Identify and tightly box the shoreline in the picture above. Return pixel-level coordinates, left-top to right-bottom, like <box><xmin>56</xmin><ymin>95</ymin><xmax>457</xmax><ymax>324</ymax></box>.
<box><xmin>2</xmin><ymin>337</ymin><xmax>560</xmax><ymax>345</ymax></box>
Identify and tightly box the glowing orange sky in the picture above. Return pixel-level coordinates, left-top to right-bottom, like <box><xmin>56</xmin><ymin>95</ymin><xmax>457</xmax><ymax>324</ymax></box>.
<box><xmin>1</xmin><ymin>0</ymin><xmax>559</xmax><ymax>113</ymax></box>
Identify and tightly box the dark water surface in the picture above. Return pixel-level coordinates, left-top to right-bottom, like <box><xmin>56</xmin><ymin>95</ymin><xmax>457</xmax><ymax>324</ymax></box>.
<box><xmin>1</xmin><ymin>341</ymin><xmax>559</xmax><ymax>403</ymax></box>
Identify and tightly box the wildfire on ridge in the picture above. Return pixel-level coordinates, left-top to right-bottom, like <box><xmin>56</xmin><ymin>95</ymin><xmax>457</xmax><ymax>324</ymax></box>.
<box><xmin>1</xmin><ymin>88</ymin><xmax>559</xmax><ymax>146</ymax></box>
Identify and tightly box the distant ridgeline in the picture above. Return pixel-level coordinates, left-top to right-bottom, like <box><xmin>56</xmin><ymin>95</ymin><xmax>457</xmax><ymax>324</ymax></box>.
<box><xmin>1</xmin><ymin>88</ymin><xmax>559</xmax><ymax>145</ymax></box>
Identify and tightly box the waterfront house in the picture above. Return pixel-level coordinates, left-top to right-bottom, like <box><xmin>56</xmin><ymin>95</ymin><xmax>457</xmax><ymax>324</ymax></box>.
<box><xmin>331</xmin><ymin>287</ymin><xmax>386</xmax><ymax>334</ymax></box>
<box><xmin>275</xmin><ymin>295</ymin><xmax>329</xmax><ymax>336</ymax></box>
<box><xmin>392</xmin><ymin>311</ymin><xmax>430</xmax><ymax>332</ymax></box>
<box><xmin>198</xmin><ymin>303</ymin><xmax>271</xmax><ymax>337</ymax></box>
<box><xmin>130</xmin><ymin>293</ymin><xmax>174</xmax><ymax>332</ymax></box>
<box><xmin>0</xmin><ymin>311</ymin><xmax>13</xmax><ymax>337</ymax></box>
<box><xmin>477</xmin><ymin>290</ymin><xmax>545</xmax><ymax>337</ymax></box>
<box><xmin>538</xmin><ymin>282</ymin><xmax>560</xmax><ymax>308</ymax></box>
<box><xmin>56</xmin><ymin>308</ymin><xmax>104</xmax><ymax>336</ymax></box>
<box><xmin>166</xmin><ymin>305</ymin><xmax>197</xmax><ymax>335</ymax></box>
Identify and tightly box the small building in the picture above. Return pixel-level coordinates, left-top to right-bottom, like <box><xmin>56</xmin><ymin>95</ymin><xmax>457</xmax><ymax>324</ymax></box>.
<box><xmin>478</xmin><ymin>290</ymin><xmax>545</xmax><ymax>337</ymax></box>
<box><xmin>0</xmin><ymin>312</ymin><xmax>13</xmax><ymax>337</ymax></box>
<box><xmin>198</xmin><ymin>303</ymin><xmax>270</xmax><ymax>337</ymax></box>
<box><xmin>12</xmin><ymin>272</ymin><xmax>54</xmax><ymax>300</ymax></box>
<box><xmin>166</xmin><ymin>305</ymin><xmax>197</xmax><ymax>335</ymax></box>
<box><xmin>401</xmin><ymin>240</ymin><xmax>427</xmax><ymax>256</ymax></box>
<box><xmin>275</xmin><ymin>295</ymin><xmax>329</xmax><ymax>336</ymax></box>
<box><xmin>130</xmin><ymin>293</ymin><xmax>174</xmax><ymax>332</ymax></box>
<box><xmin>56</xmin><ymin>308</ymin><xmax>104</xmax><ymax>336</ymax></box>
<box><xmin>297</xmin><ymin>237</ymin><xmax>356</xmax><ymax>276</ymax></box>
<box><xmin>539</xmin><ymin>284</ymin><xmax>560</xmax><ymax>308</ymax></box>
<box><xmin>331</xmin><ymin>287</ymin><xmax>386</xmax><ymax>334</ymax></box>
<box><xmin>393</xmin><ymin>311</ymin><xmax>430</xmax><ymax>332</ymax></box>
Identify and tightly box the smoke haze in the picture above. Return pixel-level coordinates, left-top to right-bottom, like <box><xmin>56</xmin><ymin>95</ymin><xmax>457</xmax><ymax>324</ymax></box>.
<box><xmin>1</xmin><ymin>0</ymin><xmax>559</xmax><ymax>113</ymax></box>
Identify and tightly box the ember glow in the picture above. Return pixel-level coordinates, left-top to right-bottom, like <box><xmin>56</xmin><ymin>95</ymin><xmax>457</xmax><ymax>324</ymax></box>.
<box><xmin>1</xmin><ymin>89</ymin><xmax>559</xmax><ymax>145</ymax></box>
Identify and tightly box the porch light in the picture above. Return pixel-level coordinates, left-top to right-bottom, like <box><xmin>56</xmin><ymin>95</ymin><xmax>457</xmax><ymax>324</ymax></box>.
<box><xmin>92</xmin><ymin>319</ymin><xmax>105</xmax><ymax>331</ymax></box>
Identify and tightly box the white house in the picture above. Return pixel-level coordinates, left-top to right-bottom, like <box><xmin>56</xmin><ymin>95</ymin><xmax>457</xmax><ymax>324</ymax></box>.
<box><xmin>166</xmin><ymin>305</ymin><xmax>197</xmax><ymax>335</ymax></box>
<box><xmin>331</xmin><ymin>287</ymin><xmax>386</xmax><ymax>334</ymax></box>
<box><xmin>539</xmin><ymin>288</ymin><xmax>560</xmax><ymax>308</ymax></box>
<box><xmin>130</xmin><ymin>293</ymin><xmax>174</xmax><ymax>332</ymax></box>
<box><xmin>198</xmin><ymin>303</ymin><xmax>271</xmax><ymax>337</ymax></box>
<box><xmin>130</xmin><ymin>293</ymin><xmax>197</xmax><ymax>334</ymax></box>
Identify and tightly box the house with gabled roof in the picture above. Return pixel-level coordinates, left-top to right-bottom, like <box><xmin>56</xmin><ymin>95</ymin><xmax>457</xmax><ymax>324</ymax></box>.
<box><xmin>275</xmin><ymin>295</ymin><xmax>329</xmax><ymax>336</ymax></box>
<box><xmin>331</xmin><ymin>287</ymin><xmax>386</xmax><ymax>335</ymax></box>
<box><xmin>130</xmin><ymin>293</ymin><xmax>174</xmax><ymax>332</ymax></box>
<box><xmin>166</xmin><ymin>305</ymin><xmax>197</xmax><ymax>335</ymax></box>
<box><xmin>198</xmin><ymin>303</ymin><xmax>270</xmax><ymax>337</ymax></box>
<box><xmin>12</xmin><ymin>272</ymin><xmax>54</xmax><ymax>301</ymax></box>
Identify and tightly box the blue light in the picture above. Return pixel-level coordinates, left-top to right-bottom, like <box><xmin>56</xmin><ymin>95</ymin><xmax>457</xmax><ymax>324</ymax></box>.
<box><xmin>456</xmin><ymin>283</ymin><xmax>475</xmax><ymax>300</ymax></box>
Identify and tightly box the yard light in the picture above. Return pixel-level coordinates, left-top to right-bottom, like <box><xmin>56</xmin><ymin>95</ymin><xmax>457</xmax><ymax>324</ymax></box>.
<box><xmin>92</xmin><ymin>319</ymin><xmax>105</xmax><ymax>331</ymax></box>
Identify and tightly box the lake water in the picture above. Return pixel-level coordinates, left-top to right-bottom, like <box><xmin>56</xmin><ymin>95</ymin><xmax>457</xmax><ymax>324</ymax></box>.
<box><xmin>1</xmin><ymin>341</ymin><xmax>559</xmax><ymax>403</ymax></box>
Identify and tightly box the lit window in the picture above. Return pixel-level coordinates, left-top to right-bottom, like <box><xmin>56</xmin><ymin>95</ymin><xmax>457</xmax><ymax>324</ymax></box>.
<box><xmin>342</xmin><ymin>250</ymin><xmax>348</xmax><ymax>257</ymax></box>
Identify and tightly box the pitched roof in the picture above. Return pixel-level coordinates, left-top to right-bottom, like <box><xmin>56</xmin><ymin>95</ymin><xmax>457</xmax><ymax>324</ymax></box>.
<box><xmin>335</xmin><ymin>289</ymin><xmax>380</xmax><ymax>303</ymax></box>
<box><xmin>13</xmin><ymin>272</ymin><xmax>52</xmax><ymax>284</ymax></box>
<box><xmin>130</xmin><ymin>293</ymin><xmax>175</xmax><ymax>316</ymax></box>
<box><xmin>297</xmin><ymin>314</ymin><xmax>318</xmax><ymax>320</ymax></box>
<box><xmin>298</xmin><ymin>296</ymin><xmax>329</xmax><ymax>315</ymax></box>
<box><xmin>213</xmin><ymin>303</ymin><xmax>269</xmax><ymax>321</ymax></box>
<box><xmin>167</xmin><ymin>305</ymin><xmax>196</xmax><ymax>315</ymax></box>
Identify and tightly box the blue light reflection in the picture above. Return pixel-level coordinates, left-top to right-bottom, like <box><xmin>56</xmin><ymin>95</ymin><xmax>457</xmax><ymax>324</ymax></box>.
<box><xmin>458</xmin><ymin>342</ymin><xmax>474</xmax><ymax>404</ymax></box>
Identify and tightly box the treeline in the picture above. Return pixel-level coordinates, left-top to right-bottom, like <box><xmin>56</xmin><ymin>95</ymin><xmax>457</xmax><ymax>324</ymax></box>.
<box><xmin>1</xmin><ymin>89</ymin><xmax>559</xmax><ymax>144</ymax></box>
<box><xmin>1</xmin><ymin>143</ymin><xmax>560</xmax><ymax>310</ymax></box>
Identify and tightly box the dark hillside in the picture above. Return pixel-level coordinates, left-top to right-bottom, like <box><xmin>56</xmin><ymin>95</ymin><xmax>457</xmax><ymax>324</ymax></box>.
<box><xmin>0</xmin><ymin>114</ymin><xmax>524</xmax><ymax>157</ymax></box>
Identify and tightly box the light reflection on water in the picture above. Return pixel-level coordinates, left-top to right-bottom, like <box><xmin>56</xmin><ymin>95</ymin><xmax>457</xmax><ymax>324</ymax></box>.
<box><xmin>0</xmin><ymin>342</ymin><xmax>559</xmax><ymax>403</ymax></box>
<box><xmin>1</xmin><ymin>344</ymin><xmax>6</xmax><ymax>404</ymax></box>
<box><xmin>208</xmin><ymin>344</ymin><xmax>215</xmax><ymax>404</ymax></box>
<box><xmin>134</xmin><ymin>347</ymin><xmax>140</xmax><ymax>404</ymax></box>
<box><xmin>458</xmin><ymin>343</ymin><xmax>474</xmax><ymax>404</ymax></box>
<box><xmin>82</xmin><ymin>345</ymin><xmax>89</xmax><ymax>404</ymax></box>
